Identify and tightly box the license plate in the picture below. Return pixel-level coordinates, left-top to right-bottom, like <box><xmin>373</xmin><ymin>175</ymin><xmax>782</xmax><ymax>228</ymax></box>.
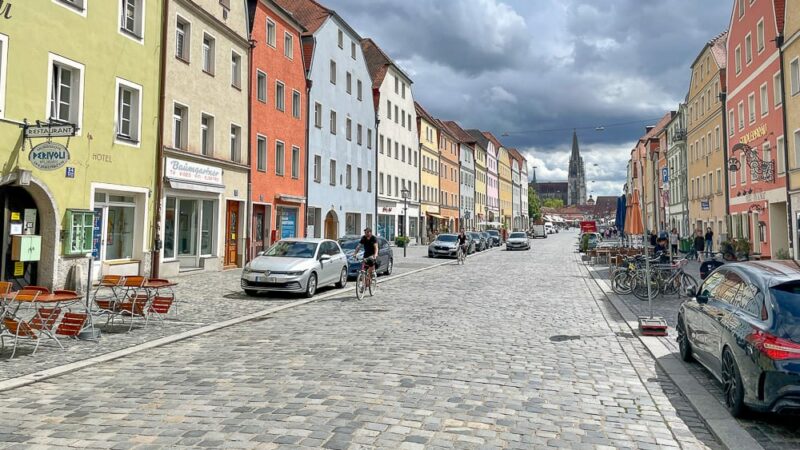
<box><xmin>255</xmin><ymin>276</ymin><xmax>262</xmax><ymax>282</ymax></box>
<box><xmin>267</xmin><ymin>276</ymin><xmax>278</xmax><ymax>283</ymax></box>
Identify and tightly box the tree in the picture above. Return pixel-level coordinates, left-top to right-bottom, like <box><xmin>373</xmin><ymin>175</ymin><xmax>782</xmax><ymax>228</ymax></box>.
<box><xmin>542</xmin><ymin>198</ymin><xmax>564</xmax><ymax>209</ymax></box>
<box><xmin>528</xmin><ymin>189</ymin><xmax>541</xmax><ymax>221</ymax></box>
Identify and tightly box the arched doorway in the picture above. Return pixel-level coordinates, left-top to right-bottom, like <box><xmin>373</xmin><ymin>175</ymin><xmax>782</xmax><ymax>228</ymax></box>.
<box><xmin>324</xmin><ymin>210</ymin><xmax>338</xmax><ymax>239</ymax></box>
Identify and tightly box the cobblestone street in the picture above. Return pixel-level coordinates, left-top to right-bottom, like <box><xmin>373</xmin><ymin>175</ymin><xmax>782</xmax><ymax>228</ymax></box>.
<box><xmin>0</xmin><ymin>233</ymin><xmax>721</xmax><ymax>449</ymax></box>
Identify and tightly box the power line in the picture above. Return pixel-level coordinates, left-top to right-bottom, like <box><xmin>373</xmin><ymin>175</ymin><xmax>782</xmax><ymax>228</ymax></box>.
<box><xmin>501</xmin><ymin>117</ymin><xmax>665</xmax><ymax>136</ymax></box>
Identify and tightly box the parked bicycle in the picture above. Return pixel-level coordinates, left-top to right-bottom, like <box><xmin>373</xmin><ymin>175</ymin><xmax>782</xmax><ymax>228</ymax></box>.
<box><xmin>355</xmin><ymin>256</ymin><xmax>378</xmax><ymax>300</ymax></box>
<box><xmin>630</xmin><ymin>258</ymin><xmax>698</xmax><ymax>300</ymax></box>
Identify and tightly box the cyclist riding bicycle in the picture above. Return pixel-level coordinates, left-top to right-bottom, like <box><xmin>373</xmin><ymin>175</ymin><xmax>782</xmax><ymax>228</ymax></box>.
<box><xmin>456</xmin><ymin>230</ymin><xmax>468</xmax><ymax>257</ymax></box>
<box><xmin>353</xmin><ymin>227</ymin><xmax>379</xmax><ymax>287</ymax></box>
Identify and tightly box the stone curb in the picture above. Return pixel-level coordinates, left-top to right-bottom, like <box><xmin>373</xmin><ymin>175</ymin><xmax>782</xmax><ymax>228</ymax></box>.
<box><xmin>0</xmin><ymin>247</ymin><xmax>497</xmax><ymax>393</ymax></box>
<box><xmin>581</xmin><ymin>261</ymin><xmax>763</xmax><ymax>450</ymax></box>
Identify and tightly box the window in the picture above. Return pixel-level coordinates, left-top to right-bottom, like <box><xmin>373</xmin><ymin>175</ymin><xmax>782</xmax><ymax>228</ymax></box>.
<box><xmin>313</xmin><ymin>155</ymin><xmax>321</xmax><ymax>182</ymax></box>
<box><xmin>202</xmin><ymin>34</ymin><xmax>215</xmax><ymax>75</ymax></box>
<box><xmin>284</xmin><ymin>32</ymin><xmax>293</xmax><ymax>59</ymax></box>
<box><xmin>380</xmin><ymin>135</ymin><xmax>384</xmax><ymax>154</ymax></box>
<box><xmin>0</xmin><ymin>35</ymin><xmax>5</xmax><ymax>117</ymax></box>
<box><xmin>379</xmin><ymin>173</ymin><xmax>384</xmax><ymax>194</ymax></box>
<box><xmin>401</xmin><ymin>145</ymin><xmax>405</xmax><ymax>162</ymax></box>
<box><xmin>115</xmin><ymin>80</ymin><xmax>141</xmax><ymax>144</ymax></box>
<box><xmin>737</xmin><ymin>0</ymin><xmax>744</xmax><ymax>18</ymax></box>
<box><xmin>175</xmin><ymin>17</ymin><xmax>190</xmax><ymax>60</ymax></box>
<box><xmin>367</xmin><ymin>129</ymin><xmax>372</xmax><ymax>149</ymax></box>
<box><xmin>357</xmin><ymin>80</ymin><xmax>362</xmax><ymax>101</ymax></box>
<box><xmin>265</xmin><ymin>18</ymin><xmax>276</xmax><ymax>47</ymax></box>
<box><xmin>757</xmin><ymin>19</ymin><xmax>765</xmax><ymax>53</ymax></box>
<box><xmin>292</xmin><ymin>90</ymin><xmax>300</xmax><ymax>119</ymax></box>
<box><xmin>346</xmin><ymin>118</ymin><xmax>352</xmax><ymax>141</ymax></box>
<box><xmin>49</xmin><ymin>57</ymin><xmax>83</xmax><ymax>127</ymax></box>
<box><xmin>394</xmin><ymin>76</ymin><xmax>399</xmax><ymax>94</ymax></box>
<box><xmin>314</xmin><ymin>102</ymin><xmax>322</xmax><ymax>128</ymax></box>
<box><xmin>120</xmin><ymin>0</ymin><xmax>144</xmax><ymax>39</ymax></box>
<box><xmin>330</xmin><ymin>60</ymin><xmax>336</xmax><ymax>84</ymax></box>
<box><xmin>402</xmin><ymin>83</ymin><xmax>406</xmax><ymax>99</ymax></box>
<box><xmin>357</xmin><ymin>168</ymin><xmax>362</xmax><ymax>191</ymax></box>
<box><xmin>255</xmin><ymin>71</ymin><xmax>267</xmax><ymax>103</ymax></box>
<box><xmin>256</xmin><ymin>135</ymin><xmax>266</xmax><ymax>172</ymax></box>
<box><xmin>275</xmin><ymin>141</ymin><xmax>284</xmax><ymax>176</ymax></box>
<box><xmin>401</xmin><ymin>111</ymin><xmax>405</xmax><ymax>128</ymax></box>
<box><xmin>387</xmin><ymin>100</ymin><xmax>392</xmax><ymax>120</ymax></box>
<box><xmin>795</xmin><ymin>131</ymin><xmax>800</xmax><ymax>169</ymax></box>
<box><xmin>748</xmin><ymin>93</ymin><xmax>756</xmax><ymax>123</ymax></box>
<box><xmin>735</xmin><ymin>46</ymin><xmax>741</xmax><ymax>74</ymax></box>
<box><xmin>337</xmin><ymin>29</ymin><xmax>343</xmax><ymax>48</ymax></box>
<box><xmin>231</xmin><ymin>51</ymin><xmax>241</xmax><ymax>88</ymax></box>
<box><xmin>729</xmin><ymin>110</ymin><xmax>735</xmax><ymax>136</ymax></box>
<box><xmin>346</xmin><ymin>72</ymin><xmax>352</xmax><ymax>94</ymax></box>
<box><xmin>230</xmin><ymin>124</ymin><xmax>241</xmax><ymax>163</ymax></box>
<box><xmin>172</xmin><ymin>103</ymin><xmax>187</xmax><ymax>149</ymax></box>
<box><xmin>777</xmin><ymin>136</ymin><xmax>785</xmax><ymax>174</ymax></box>
<box><xmin>275</xmin><ymin>81</ymin><xmax>285</xmax><ymax>111</ymax></box>
<box><xmin>330</xmin><ymin>110</ymin><xmax>337</xmax><ymax>134</ymax></box>
<box><xmin>351</xmin><ymin>41</ymin><xmax>356</xmax><ymax>59</ymax></box>
<box><xmin>775</xmin><ymin>72</ymin><xmax>783</xmax><ymax>106</ymax></box>
<box><xmin>394</xmin><ymin>105</ymin><xmax>399</xmax><ymax>123</ymax></box>
<box><xmin>394</xmin><ymin>141</ymin><xmax>398</xmax><ymax>159</ymax></box>
<box><xmin>738</xmin><ymin>102</ymin><xmax>745</xmax><ymax>130</ymax></box>
<box><xmin>715</xmin><ymin>126</ymin><xmax>721</xmax><ymax>150</ymax></box>
<box><xmin>200</xmin><ymin>114</ymin><xmax>214</xmax><ymax>156</ymax></box>
<box><xmin>357</xmin><ymin>124</ymin><xmax>362</xmax><ymax>145</ymax></box>
<box><xmin>716</xmin><ymin>169</ymin><xmax>722</xmax><ymax>193</ymax></box>
<box><xmin>291</xmin><ymin>146</ymin><xmax>299</xmax><ymax>179</ymax></box>
<box><xmin>329</xmin><ymin>160</ymin><xmax>336</xmax><ymax>186</ymax></box>
<box><xmin>65</xmin><ymin>210</ymin><xmax>95</xmax><ymax>256</ymax></box>
<box><xmin>760</xmin><ymin>83</ymin><xmax>768</xmax><ymax>116</ymax></box>
<box><xmin>791</xmin><ymin>59</ymin><xmax>800</xmax><ymax>96</ymax></box>
<box><xmin>387</xmin><ymin>175</ymin><xmax>392</xmax><ymax>196</ymax></box>
<box><xmin>346</xmin><ymin>164</ymin><xmax>351</xmax><ymax>188</ymax></box>
<box><xmin>745</xmin><ymin>33</ymin><xmax>752</xmax><ymax>64</ymax></box>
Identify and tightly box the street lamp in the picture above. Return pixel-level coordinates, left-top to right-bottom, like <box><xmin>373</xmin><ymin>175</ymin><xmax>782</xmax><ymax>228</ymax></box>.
<box><xmin>401</xmin><ymin>187</ymin><xmax>410</xmax><ymax>258</ymax></box>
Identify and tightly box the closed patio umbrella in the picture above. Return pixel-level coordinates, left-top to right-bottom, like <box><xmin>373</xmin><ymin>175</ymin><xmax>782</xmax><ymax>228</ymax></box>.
<box><xmin>625</xmin><ymin>191</ymin><xmax>643</xmax><ymax>236</ymax></box>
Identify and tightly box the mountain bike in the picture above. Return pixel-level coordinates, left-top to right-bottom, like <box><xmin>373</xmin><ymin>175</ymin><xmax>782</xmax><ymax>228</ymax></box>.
<box><xmin>355</xmin><ymin>257</ymin><xmax>378</xmax><ymax>300</ymax></box>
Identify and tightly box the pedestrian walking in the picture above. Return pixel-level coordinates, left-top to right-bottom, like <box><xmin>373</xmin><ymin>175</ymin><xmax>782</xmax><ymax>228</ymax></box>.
<box><xmin>693</xmin><ymin>229</ymin><xmax>705</xmax><ymax>262</ymax></box>
<box><xmin>705</xmin><ymin>227</ymin><xmax>714</xmax><ymax>257</ymax></box>
<box><xmin>669</xmin><ymin>228</ymin><xmax>679</xmax><ymax>259</ymax></box>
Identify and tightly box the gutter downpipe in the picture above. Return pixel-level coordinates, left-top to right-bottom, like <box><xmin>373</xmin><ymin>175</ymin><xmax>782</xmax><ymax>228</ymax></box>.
<box><xmin>777</xmin><ymin>34</ymin><xmax>793</xmax><ymax>255</ymax></box>
<box><xmin>246</xmin><ymin>38</ymin><xmax>256</xmax><ymax>263</ymax></box>
<box><xmin>151</xmin><ymin>0</ymin><xmax>170</xmax><ymax>278</ymax></box>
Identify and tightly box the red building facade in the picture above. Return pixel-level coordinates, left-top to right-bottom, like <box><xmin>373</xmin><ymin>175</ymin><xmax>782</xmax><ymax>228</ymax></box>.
<box><xmin>249</xmin><ymin>0</ymin><xmax>309</xmax><ymax>254</ymax></box>
<box><xmin>726</xmin><ymin>0</ymin><xmax>787</xmax><ymax>258</ymax></box>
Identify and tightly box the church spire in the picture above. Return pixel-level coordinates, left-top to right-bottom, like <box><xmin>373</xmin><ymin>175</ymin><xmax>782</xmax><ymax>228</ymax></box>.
<box><xmin>571</xmin><ymin>129</ymin><xmax>580</xmax><ymax>159</ymax></box>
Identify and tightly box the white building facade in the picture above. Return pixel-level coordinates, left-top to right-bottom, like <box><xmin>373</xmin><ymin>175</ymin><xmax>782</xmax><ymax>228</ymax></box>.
<box><xmin>520</xmin><ymin>162</ymin><xmax>529</xmax><ymax>228</ymax></box>
<box><xmin>666</xmin><ymin>104</ymin><xmax>689</xmax><ymax>236</ymax></box>
<box><xmin>459</xmin><ymin>142</ymin><xmax>475</xmax><ymax>230</ymax></box>
<box><xmin>511</xmin><ymin>157</ymin><xmax>521</xmax><ymax>230</ymax></box>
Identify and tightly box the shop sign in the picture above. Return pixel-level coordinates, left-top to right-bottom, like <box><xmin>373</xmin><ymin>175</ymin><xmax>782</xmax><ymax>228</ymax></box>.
<box><xmin>24</xmin><ymin>123</ymin><xmax>77</xmax><ymax>138</ymax></box>
<box><xmin>739</xmin><ymin>124</ymin><xmax>768</xmax><ymax>144</ymax></box>
<box><xmin>662</xmin><ymin>167</ymin><xmax>669</xmax><ymax>183</ymax></box>
<box><xmin>165</xmin><ymin>157</ymin><xmax>223</xmax><ymax>185</ymax></box>
<box><xmin>701</xmin><ymin>199</ymin><xmax>710</xmax><ymax>210</ymax></box>
<box><xmin>381</xmin><ymin>207</ymin><xmax>393</xmax><ymax>213</ymax></box>
<box><xmin>28</xmin><ymin>141</ymin><xmax>70</xmax><ymax>170</ymax></box>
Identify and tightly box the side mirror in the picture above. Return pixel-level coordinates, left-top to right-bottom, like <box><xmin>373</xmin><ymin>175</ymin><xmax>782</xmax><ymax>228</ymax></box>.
<box><xmin>257</xmin><ymin>251</ymin><xmax>265</xmax><ymax>257</ymax></box>
<box><xmin>319</xmin><ymin>254</ymin><xmax>331</xmax><ymax>261</ymax></box>
<box><xmin>696</xmin><ymin>292</ymin><xmax>709</xmax><ymax>304</ymax></box>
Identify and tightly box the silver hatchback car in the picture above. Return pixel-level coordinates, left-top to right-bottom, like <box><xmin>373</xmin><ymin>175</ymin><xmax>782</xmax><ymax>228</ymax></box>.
<box><xmin>241</xmin><ymin>238</ymin><xmax>348</xmax><ymax>297</ymax></box>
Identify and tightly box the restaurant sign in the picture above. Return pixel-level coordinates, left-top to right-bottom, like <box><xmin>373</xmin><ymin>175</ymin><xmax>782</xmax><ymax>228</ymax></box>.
<box><xmin>28</xmin><ymin>141</ymin><xmax>70</xmax><ymax>170</ymax></box>
<box><xmin>739</xmin><ymin>124</ymin><xmax>768</xmax><ymax>144</ymax></box>
<box><xmin>165</xmin><ymin>157</ymin><xmax>223</xmax><ymax>185</ymax></box>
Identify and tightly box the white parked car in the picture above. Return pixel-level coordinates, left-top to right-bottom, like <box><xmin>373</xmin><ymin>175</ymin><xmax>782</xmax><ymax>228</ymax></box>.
<box><xmin>241</xmin><ymin>238</ymin><xmax>348</xmax><ymax>298</ymax></box>
<box><xmin>506</xmin><ymin>232</ymin><xmax>531</xmax><ymax>250</ymax></box>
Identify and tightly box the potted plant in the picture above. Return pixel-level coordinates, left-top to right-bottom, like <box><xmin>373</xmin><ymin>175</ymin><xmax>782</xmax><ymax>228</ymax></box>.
<box><xmin>734</xmin><ymin>238</ymin><xmax>750</xmax><ymax>260</ymax></box>
<box><xmin>394</xmin><ymin>236</ymin><xmax>410</xmax><ymax>248</ymax></box>
<box><xmin>720</xmin><ymin>240</ymin><xmax>736</xmax><ymax>261</ymax></box>
<box><xmin>580</xmin><ymin>233</ymin><xmax>590</xmax><ymax>253</ymax></box>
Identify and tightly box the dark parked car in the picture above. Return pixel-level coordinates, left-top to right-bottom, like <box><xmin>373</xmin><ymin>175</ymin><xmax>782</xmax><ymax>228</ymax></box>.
<box><xmin>338</xmin><ymin>235</ymin><xmax>394</xmax><ymax>279</ymax></box>
<box><xmin>486</xmin><ymin>229</ymin><xmax>501</xmax><ymax>247</ymax></box>
<box><xmin>678</xmin><ymin>261</ymin><xmax>800</xmax><ymax>417</ymax></box>
<box><xmin>468</xmin><ymin>232</ymin><xmax>486</xmax><ymax>252</ymax></box>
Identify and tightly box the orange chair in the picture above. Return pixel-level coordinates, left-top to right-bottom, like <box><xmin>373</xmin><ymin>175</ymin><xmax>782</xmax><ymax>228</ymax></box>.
<box><xmin>24</xmin><ymin>286</ymin><xmax>50</xmax><ymax>294</ymax></box>
<box><xmin>1</xmin><ymin>290</ymin><xmax>41</xmax><ymax>358</ymax></box>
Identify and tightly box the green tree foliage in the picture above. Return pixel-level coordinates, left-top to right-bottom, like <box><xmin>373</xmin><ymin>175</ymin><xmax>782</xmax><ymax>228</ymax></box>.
<box><xmin>528</xmin><ymin>189</ymin><xmax>541</xmax><ymax>221</ymax></box>
<box><xmin>542</xmin><ymin>198</ymin><xmax>564</xmax><ymax>209</ymax></box>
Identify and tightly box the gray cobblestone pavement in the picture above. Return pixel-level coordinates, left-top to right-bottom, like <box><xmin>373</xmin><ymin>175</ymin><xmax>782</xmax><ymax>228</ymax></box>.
<box><xmin>0</xmin><ymin>233</ymin><xmax>721</xmax><ymax>449</ymax></box>
<box><xmin>589</xmin><ymin>247</ymin><xmax>800</xmax><ymax>450</ymax></box>
<box><xmin>0</xmin><ymin>245</ymin><xmax>441</xmax><ymax>382</ymax></box>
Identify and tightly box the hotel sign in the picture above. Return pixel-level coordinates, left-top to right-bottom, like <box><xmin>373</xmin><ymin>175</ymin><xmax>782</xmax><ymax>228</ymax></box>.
<box><xmin>739</xmin><ymin>124</ymin><xmax>768</xmax><ymax>144</ymax></box>
<box><xmin>165</xmin><ymin>157</ymin><xmax>223</xmax><ymax>185</ymax></box>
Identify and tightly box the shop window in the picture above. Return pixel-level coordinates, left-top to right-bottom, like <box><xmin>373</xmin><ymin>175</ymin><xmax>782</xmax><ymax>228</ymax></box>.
<box><xmin>65</xmin><ymin>210</ymin><xmax>94</xmax><ymax>256</ymax></box>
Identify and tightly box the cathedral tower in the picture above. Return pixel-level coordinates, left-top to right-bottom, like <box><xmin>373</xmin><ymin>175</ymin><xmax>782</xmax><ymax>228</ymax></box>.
<box><xmin>567</xmin><ymin>130</ymin><xmax>587</xmax><ymax>205</ymax></box>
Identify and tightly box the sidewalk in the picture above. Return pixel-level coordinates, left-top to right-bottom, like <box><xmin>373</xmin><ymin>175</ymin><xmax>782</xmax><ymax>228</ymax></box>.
<box><xmin>585</xmin><ymin>255</ymin><xmax>800</xmax><ymax>450</ymax></box>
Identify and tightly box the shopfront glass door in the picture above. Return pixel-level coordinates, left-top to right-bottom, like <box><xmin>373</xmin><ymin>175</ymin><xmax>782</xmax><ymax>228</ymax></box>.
<box><xmin>163</xmin><ymin>196</ymin><xmax>216</xmax><ymax>269</ymax></box>
<box><xmin>92</xmin><ymin>193</ymin><xmax>137</xmax><ymax>277</ymax></box>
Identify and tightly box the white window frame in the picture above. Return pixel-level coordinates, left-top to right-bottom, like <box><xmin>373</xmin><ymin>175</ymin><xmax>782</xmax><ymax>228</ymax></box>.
<box><xmin>292</xmin><ymin>90</ymin><xmax>300</xmax><ymax>119</ymax></box>
<box><xmin>231</xmin><ymin>50</ymin><xmax>242</xmax><ymax>89</ymax></box>
<box><xmin>172</xmin><ymin>101</ymin><xmax>188</xmax><ymax>150</ymax></box>
<box><xmin>735</xmin><ymin>45</ymin><xmax>742</xmax><ymax>74</ymax></box>
<box><xmin>46</xmin><ymin>53</ymin><xmax>85</xmax><ymax>134</ymax></box>
<box><xmin>330</xmin><ymin>109</ymin><xmax>337</xmax><ymax>135</ymax></box>
<box><xmin>200</xmin><ymin>112</ymin><xmax>214</xmax><ymax>156</ymax></box>
<box><xmin>357</xmin><ymin>79</ymin><xmax>362</xmax><ymax>101</ymax></box>
<box><xmin>313</xmin><ymin>154</ymin><xmax>321</xmax><ymax>183</ymax></box>
<box><xmin>275</xmin><ymin>140</ymin><xmax>285</xmax><ymax>176</ymax></box>
<box><xmin>330</xmin><ymin>59</ymin><xmax>336</xmax><ymax>84</ymax></box>
<box><xmin>175</xmin><ymin>15</ymin><xmax>191</xmax><ymax>61</ymax></box>
<box><xmin>748</xmin><ymin>92</ymin><xmax>756</xmax><ymax>124</ymax></box>
<box><xmin>744</xmin><ymin>33</ymin><xmax>752</xmax><ymax>65</ymax></box>
<box><xmin>202</xmin><ymin>32</ymin><xmax>215</xmax><ymax>75</ymax></box>
<box><xmin>0</xmin><ymin>34</ymin><xmax>8</xmax><ymax>118</ymax></box>
<box><xmin>756</xmin><ymin>18</ymin><xmax>765</xmax><ymax>54</ymax></box>
<box><xmin>738</xmin><ymin>101</ymin><xmax>745</xmax><ymax>130</ymax></box>
<box><xmin>777</xmin><ymin>135</ymin><xmax>785</xmax><ymax>174</ymax></box>
<box><xmin>774</xmin><ymin>71</ymin><xmax>783</xmax><ymax>106</ymax></box>
<box><xmin>275</xmin><ymin>80</ymin><xmax>285</xmax><ymax>112</ymax></box>
<box><xmin>337</xmin><ymin>29</ymin><xmax>343</xmax><ymax>49</ymax></box>
<box><xmin>230</xmin><ymin>123</ymin><xmax>242</xmax><ymax>163</ymax></box>
<box><xmin>283</xmin><ymin>32</ymin><xmax>293</xmax><ymax>59</ymax></box>
<box><xmin>314</xmin><ymin>102</ymin><xmax>322</xmax><ymax>128</ymax></box>
<box><xmin>729</xmin><ymin>109</ymin><xmax>735</xmax><ymax>136</ymax></box>
<box><xmin>118</xmin><ymin>0</ymin><xmax>145</xmax><ymax>43</ymax></box>
<box><xmin>760</xmin><ymin>82</ymin><xmax>768</xmax><ymax>117</ymax></box>
<box><xmin>791</xmin><ymin>57</ymin><xmax>800</xmax><ymax>96</ymax></box>
<box><xmin>113</xmin><ymin>78</ymin><xmax>142</xmax><ymax>147</ymax></box>
<box><xmin>53</xmin><ymin>0</ymin><xmax>87</xmax><ymax>17</ymax></box>
<box><xmin>266</xmin><ymin>18</ymin><xmax>276</xmax><ymax>48</ymax></box>
<box><xmin>256</xmin><ymin>134</ymin><xmax>267</xmax><ymax>172</ymax></box>
<box><xmin>291</xmin><ymin>146</ymin><xmax>299</xmax><ymax>179</ymax></box>
<box><xmin>256</xmin><ymin>70</ymin><xmax>267</xmax><ymax>103</ymax></box>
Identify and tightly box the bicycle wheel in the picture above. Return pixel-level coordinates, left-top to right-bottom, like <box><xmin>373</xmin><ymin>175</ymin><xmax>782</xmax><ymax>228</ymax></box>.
<box><xmin>662</xmin><ymin>274</ymin><xmax>681</xmax><ymax>296</ymax></box>
<box><xmin>632</xmin><ymin>272</ymin><xmax>659</xmax><ymax>301</ymax></box>
<box><xmin>355</xmin><ymin>272</ymin><xmax>366</xmax><ymax>300</ymax></box>
<box><xmin>611</xmin><ymin>271</ymin><xmax>633</xmax><ymax>295</ymax></box>
<box><xmin>368</xmin><ymin>271</ymin><xmax>378</xmax><ymax>296</ymax></box>
<box><xmin>680</xmin><ymin>273</ymin><xmax>699</xmax><ymax>297</ymax></box>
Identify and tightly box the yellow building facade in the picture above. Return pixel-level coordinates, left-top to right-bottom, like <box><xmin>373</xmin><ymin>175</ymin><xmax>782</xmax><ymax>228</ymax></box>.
<box><xmin>416</xmin><ymin>103</ymin><xmax>441</xmax><ymax>242</ymax></box>
<box><xmin>498</xmin><ymin>146</ymin><xmax>513</xmax><ymax>228</ymax></box>
<box><xmin>784</xmin><ymin>6</ymin><xmax>800</xmax><ymax>258</ymax></box>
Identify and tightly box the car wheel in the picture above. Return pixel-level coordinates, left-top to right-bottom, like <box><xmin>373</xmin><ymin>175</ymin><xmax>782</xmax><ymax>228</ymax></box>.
<box><xmin>244</xmin><ymin>289</ymin><xmax>258</xmax><ymax>297</ymax></box>
<box><xmin>677</xmin><ymin>315</ymin><xmax>693</xmax><ymax>362</ymax></box>
<box><xmin>304</xmin><ymin>273</ymin><xmax>318</xmax><ymax>298</ymax></box>
<box><xmin>384</xmin><ymin>258</ymin><xmax>393</xmax><ymax>275</ymax></box>
<box><xmin>721</xmin><ymin>348</ymin><xmax>747</xmax><ymax>417</ymax></box>
<box><xmin>335</xmin><ymin>267</ymin><xmax>347</xmax><ymax>288</ymax></box>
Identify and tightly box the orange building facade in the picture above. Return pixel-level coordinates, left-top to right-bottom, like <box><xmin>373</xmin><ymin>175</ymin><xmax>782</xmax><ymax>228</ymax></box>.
<box><xmin>249</xmin><ymin>0</ymin><xmax>308</xmax><ymax>254</ymax></box>
<box><xmin>438</xmin><ymin>120</ymin><xmax>461</xmax><ymax>232</ymax></box>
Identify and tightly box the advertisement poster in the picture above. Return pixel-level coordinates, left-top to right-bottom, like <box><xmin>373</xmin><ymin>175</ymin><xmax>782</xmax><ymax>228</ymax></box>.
<box><xmin>92</xmin><ymin>208</ymin><xmax>103</xmax><ymax>258</ymax></box>
<box><xmin>13</xmin><ymin>261</ymin><xmax>24</xmax><ymax>277</ymax></box>
<box><xmin>280</xmin><ymin>209</ymin><xmax>297</xmax><ymax>239</ymax></box>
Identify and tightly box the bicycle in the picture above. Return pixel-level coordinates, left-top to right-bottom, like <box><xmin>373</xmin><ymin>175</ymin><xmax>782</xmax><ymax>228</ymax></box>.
<box><xmin>456</xmin><ymin>244</ymin><xmax>467</xmax><ymax>265</ymax></box>
<box><xmin>355</xmin><ymin>257</ymin><xmax>378</xmax><ymax>300</ymax></box>
<box><xmin>631</xmin><ymin>258</ymin><xmax>698</xmax><ymax>300</ymax></box>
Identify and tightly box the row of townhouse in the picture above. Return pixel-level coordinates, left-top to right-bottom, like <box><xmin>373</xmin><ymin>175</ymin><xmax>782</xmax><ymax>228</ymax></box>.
<box><xmin>0</xmin><ymin>0</ymin><xmax>527</xmax><ymax>291</ymax></box>
<box><xmin>628</xmin><ymin>0</ymin><xmax>800</xmax><ymax>260</ymax></box>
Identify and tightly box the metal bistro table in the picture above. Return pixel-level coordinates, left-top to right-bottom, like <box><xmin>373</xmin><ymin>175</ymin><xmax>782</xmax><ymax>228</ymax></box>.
<box><xmin>1</xmin><ymin>290</ymin><xmax>89</xmax><ymax>357</ymax></box>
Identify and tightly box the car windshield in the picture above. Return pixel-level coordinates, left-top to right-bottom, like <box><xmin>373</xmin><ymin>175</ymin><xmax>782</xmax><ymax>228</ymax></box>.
<box><xmin>487</xmin><ymin>230</ymin><xmax>499</xmax><ymax>236</ymax></box>
<box><xmin>265</xmin><ymin>241</ymin><xmax>317</xmax><ymax>258</ymax></box>
<box><xmin>338</xmin><ymin>240</ymin><xmax>358</xmax><ymax>251</ymax></box>
<box><xmin>770</xmin><ymin>282</ymin><xmax>800</xmax><ymax>342</ymax></box>
<box><xmin>510</xmin><ymin>232</ymin><xmax>526</xmax><ymax>238</ymax></box>
<box><xmin>436</xmin><ymin>235</ymin><xmax>457</xmax><ymax>242</ymax></box>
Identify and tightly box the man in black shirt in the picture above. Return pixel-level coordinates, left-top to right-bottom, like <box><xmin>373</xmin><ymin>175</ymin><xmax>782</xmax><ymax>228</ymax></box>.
<box><xmin>456</xmin><ymin>229</ymin><xmax>468</xmax><ymax>257</ymax></box>
<box><xmin>353</xmin><ymin>227</ymin><xmax>379</xmax><ymax>287</ymax></box>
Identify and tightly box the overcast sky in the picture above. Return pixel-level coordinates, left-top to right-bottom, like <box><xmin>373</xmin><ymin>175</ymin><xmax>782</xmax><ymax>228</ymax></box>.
<box><xmin>326</xmin><ymin>0</ymin><xmax>732</xmax><ymax>197</ymax></box>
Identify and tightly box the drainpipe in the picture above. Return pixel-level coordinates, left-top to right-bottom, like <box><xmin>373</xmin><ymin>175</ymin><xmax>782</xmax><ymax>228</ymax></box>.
<box><xmin>150</xmin><ymin>0</ymin><xmax>170</xmax><ymax>278</ymax></box>
<box><xmin>245</xmin><ymin>38</ymin><xmax>256</xmax><ymax>263</ymax></box>
<box><xmin>720</xmin><ymin>90</ymin><xmax>731</xmax><ymax>240</ymax></box>
<box><xmin>777</xmin><ymin>34</ymin><xmax>793</xmax><ymax>256</ymax></box>
<box><xmin>303</xmin><ymin>76</ymin><xmax>312</xmax><ymax>237</ymax></box>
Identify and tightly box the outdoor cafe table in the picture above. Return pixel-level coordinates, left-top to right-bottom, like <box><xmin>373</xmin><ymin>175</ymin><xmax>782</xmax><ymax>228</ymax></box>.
<box><xmin>1</xmin><ymin>290</ymin><xmax>89</xmax><ymax>351</ymax></box>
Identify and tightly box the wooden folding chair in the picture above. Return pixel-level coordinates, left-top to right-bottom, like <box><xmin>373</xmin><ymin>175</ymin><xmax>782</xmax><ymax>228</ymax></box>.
<box><xmin>114</xmin><ymin>277</ymin><xmax>147</xmax><ymax>332</ymax></box>
<box><xmin>1</xmin><ymin>290</ymin><xmax>41</xmax><ymax>358</ymax></box>
<box><xmin>24</xmin><ymin>286</ymin><xmax>51</xmax><ymax>294</ymax></box>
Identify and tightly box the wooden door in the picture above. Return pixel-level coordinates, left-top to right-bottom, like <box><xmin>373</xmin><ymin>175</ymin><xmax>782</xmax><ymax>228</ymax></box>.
<box><xmin>225</xmin><ymin>201</ymin><xmax>239</xmax><ymax>267</ymax></box>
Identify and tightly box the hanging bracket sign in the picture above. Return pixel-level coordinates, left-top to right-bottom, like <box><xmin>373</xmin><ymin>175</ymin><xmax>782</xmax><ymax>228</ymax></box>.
<box><xmin>24</xmin><ymin>123</ymin><xmax>77</xmax><ymax>139</ymax></box>
<box><xmin>28</xmin><ymin>141</ymin><xmax>70</xmax><ymax>170</ymax></box>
